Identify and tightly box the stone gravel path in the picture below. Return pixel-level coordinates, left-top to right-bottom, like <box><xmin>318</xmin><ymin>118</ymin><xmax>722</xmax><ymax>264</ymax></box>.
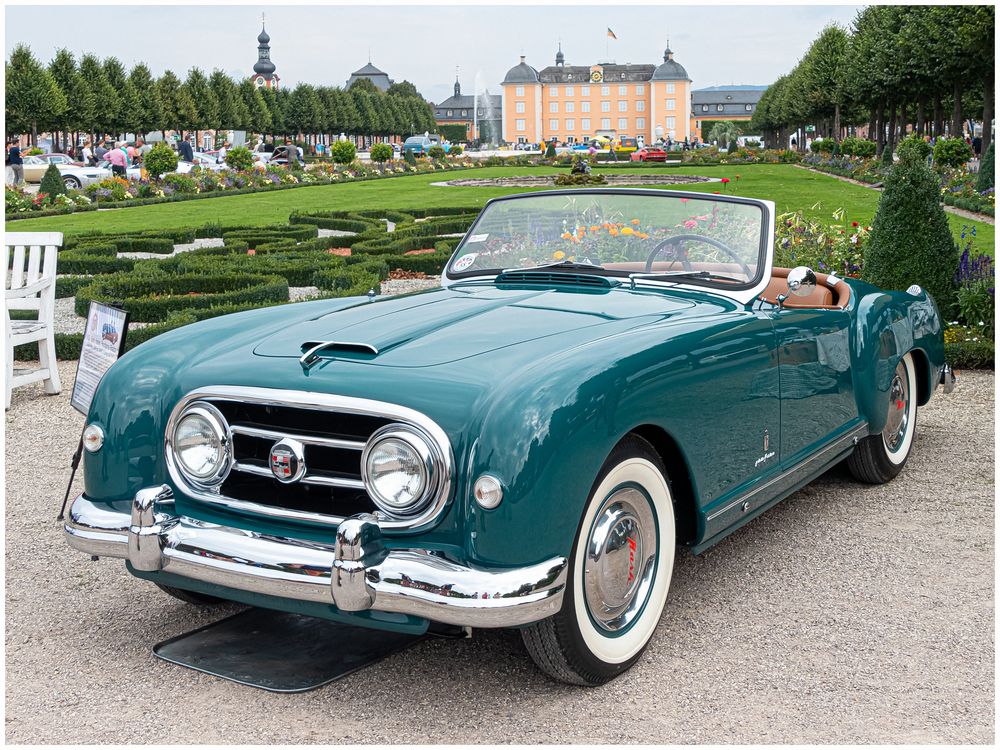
<box><xmin>4</xmin><ymin>364</ymin><xmax>993</xmax><ymax>744</ymax></box>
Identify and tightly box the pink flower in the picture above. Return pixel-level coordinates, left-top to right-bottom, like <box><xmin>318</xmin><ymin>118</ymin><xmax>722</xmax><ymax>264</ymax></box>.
<box><xmin>680</xmin><ymin>197</ymin><xmax>689</xmax><ymax>203</ymax></box>
<box><xmin>247</xmin><ymin>249</ymin><xmax>256</xmax><ymax>256</ymax></box>
<box><xmin>683</xmin><ymin>219</ymin><xmax>698</xmax><ymax>229</ymax></box>
<box><xmin>721</xmin><ymin>178</ymin><xmax>731</xmax><ymax>184</ymax></box>
<box><xmin>695</xmin><ymin>215</ymin><xmax>709</xmax><ymax>221</ymax></box>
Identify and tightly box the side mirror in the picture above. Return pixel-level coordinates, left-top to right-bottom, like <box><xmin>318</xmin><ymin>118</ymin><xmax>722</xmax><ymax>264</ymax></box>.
<box><xmin>787</xmin><ymin>266</ymin><xmax>817</xmax><ymax>298</ymax></box>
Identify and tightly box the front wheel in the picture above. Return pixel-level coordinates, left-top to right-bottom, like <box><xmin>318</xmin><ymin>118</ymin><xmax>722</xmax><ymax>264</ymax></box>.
<box><xmin>847</xmin><ymin>352</ymin><xmax>918</xmax><ymax>483</ymax></box>
<box><xmin>521</xmin><ymin>435</ymin><xmax>675</xmax><ymax>685</ymax></box>
<box><xmin>63</xmin><ymin>176</ymin><xmax>81</xmax><ymax>189</ymax></box>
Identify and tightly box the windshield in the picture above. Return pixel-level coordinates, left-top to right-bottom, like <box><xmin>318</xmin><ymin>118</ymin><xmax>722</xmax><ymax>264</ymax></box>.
<box><xmin>447</xmin><ymin>190</ymin><xmax>767</xmax><ymax>287</ymax></box>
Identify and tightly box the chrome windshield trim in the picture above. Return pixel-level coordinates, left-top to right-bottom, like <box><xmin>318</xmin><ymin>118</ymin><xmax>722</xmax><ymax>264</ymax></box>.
<box><xmin>165</xmin><ymin>386</ymin><xmax>455</xmax><ymax>532</ymax></box>
<box><xmin>441</xmin><ymin>189</ymin><xmax>775</xmax><ymax>306</ymax></box>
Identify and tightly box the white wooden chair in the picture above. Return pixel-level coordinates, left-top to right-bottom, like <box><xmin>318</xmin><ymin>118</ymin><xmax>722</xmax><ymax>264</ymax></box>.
<box><xmin>5</xmin><ymin>232</ymin><xmax>63</xmax><ymax>409</ymax></box>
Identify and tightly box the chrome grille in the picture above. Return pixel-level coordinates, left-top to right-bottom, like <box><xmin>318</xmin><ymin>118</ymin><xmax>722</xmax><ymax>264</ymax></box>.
<box><xmin>164</xmin><ymin>386</ymin><xmax>454</xmax><ymax>530</ymax></box>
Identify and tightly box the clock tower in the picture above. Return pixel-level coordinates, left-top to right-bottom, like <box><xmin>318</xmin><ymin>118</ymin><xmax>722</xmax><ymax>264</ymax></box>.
<box><xmin>251</xmin><ymin>15</ymin><xmax>280</xmax><ymax>90</ymax></box>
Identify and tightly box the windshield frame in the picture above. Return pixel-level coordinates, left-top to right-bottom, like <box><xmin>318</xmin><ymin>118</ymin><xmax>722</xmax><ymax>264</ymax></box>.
<box><xmin>443</xmin><ymin>188</ymin><xmax>774</xmax><ymax>299</ymax></box>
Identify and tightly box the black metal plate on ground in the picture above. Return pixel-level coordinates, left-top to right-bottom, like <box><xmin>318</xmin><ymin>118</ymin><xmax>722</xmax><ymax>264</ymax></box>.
<box><xmin>153</xmin><ymin>608</ymin><xmax>425</xmax><ymax>693</ymax></box>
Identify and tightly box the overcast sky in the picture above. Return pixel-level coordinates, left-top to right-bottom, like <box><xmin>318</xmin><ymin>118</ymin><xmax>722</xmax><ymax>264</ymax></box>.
<box><xmin>5</xmin><ymin>3</ymin><xmax>864</xmax><ymax>104</ymax></box>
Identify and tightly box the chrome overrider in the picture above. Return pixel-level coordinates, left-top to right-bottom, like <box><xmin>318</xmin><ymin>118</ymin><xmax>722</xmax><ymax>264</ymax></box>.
<box><xmin>64</xmin><ymin>485</ymin><xmax>569</xmax><ymax>628</ymax></box>
<box><xmin>940</xmin><ymin>363</ymin><xmax>957</xmax><ymax>394</ymax></box>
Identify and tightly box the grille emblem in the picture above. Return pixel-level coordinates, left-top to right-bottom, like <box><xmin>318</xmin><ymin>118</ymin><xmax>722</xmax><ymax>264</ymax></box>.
<box><xmin>269</xmin><ymin>438</ymin><xmax>307</xmax><ymax>483</ymax></box>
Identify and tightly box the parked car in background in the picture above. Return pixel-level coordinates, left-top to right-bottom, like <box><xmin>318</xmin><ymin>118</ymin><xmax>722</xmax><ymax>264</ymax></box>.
<box><xmin>403</xmin><ymin>135</ymin><xmax>434</xmax><ymax>155</ymax></box>
<box><xmin>189</xmin><ymin>151</ymin><xmax>229</xmax><ymax>172</ymax></box>
<box><xmin>630</xmin><ymin>146</ymin><xmax>669</xmax><ymax>162</ymax></box>
<box><xmin>64</xmin><ymin>188</ymin><xmax>954</xmax><ymax>687</ymax></box>
<box><xmin>22</xmin><ymin>155</ymin><xmax>111</xmax><ymax>189</ymax></box>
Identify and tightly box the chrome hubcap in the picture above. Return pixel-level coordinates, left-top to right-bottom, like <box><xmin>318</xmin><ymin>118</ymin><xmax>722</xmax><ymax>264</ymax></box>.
<box><xmin>882</xmin><ymin>362</ymin><xmax>910</xmax><ymax>452</ymax></box>
<box><xmin>583</xmin><ymin>487</ymin><xmax>657</xmax><ymax>633</ymax></box>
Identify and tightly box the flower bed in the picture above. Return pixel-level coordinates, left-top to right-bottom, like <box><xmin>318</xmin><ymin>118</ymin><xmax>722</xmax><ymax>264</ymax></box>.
<box><xmin>774</xmin><ymin>209</ymin><xmax>869</xmax><ymax>277</ymax></box>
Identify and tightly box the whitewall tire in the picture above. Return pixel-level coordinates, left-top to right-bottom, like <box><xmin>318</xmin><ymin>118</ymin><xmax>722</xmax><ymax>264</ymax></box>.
<box><xmin>521</xmin><ymin>435</ymin><xmax>675</xmax><ymax>685</ymax></box>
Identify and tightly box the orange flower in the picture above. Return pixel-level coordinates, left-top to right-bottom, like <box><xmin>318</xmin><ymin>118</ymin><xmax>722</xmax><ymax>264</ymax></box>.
<box><xmin>602</xmin><ymin>222</ymin><xmax>611</xmax><ymax>229</ymax></box>
<box><xmin>590</xmin><ymin>225</ymin><xmax>600</xmax><ymax>232</ymax></box>
<box><xmin>609</xmin><ymin>228</ymin><xmax>619</xmax><ymax>236</ymax></box>
<box><xmin>637</xmin><ymin>232</ymin><xmax>649</xmax><ymax>239</ymax></box>
<box><xmin>553</xmin><ymin>250</ymin><xmax>566</xmax><ymax>260</ymax></box>
<box><xmin>621</xmin><ymin>227</ymin><xmax>634</xmax><ymax>235</ymax></box>
<box><xmin>561</xmin><ymin>232</ymin><xmax>572</xmax><ymax>239</ymax></box>
<box><xmin>631</xmin><ymin>218</ymin><xmax>640</xmax><ymax>225</ymax></box>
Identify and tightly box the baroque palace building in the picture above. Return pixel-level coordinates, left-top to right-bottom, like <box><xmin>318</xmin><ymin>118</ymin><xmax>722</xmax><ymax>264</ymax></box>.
<box><xmin>501</xmin><ymin>43</ymin><xmax>692</xmax><ymax>144</ymax></box>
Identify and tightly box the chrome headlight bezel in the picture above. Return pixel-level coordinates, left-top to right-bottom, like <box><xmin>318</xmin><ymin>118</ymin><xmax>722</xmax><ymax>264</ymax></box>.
<box><xmin>361</xmin><ymin>423</ymin><xmax>445</xmax><ymax>520</ymax></box>
<box><xmin>167</xmin><ymin>401</ymin><xmax>232</xmax><ymax>490</ymax></box>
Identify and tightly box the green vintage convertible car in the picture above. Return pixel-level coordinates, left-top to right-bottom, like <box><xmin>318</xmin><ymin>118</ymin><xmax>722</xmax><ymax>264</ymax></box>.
<box><xmin>65</xmin><ymin>189</ymin><xmax>955</xmax><ymax>685</ymax></box>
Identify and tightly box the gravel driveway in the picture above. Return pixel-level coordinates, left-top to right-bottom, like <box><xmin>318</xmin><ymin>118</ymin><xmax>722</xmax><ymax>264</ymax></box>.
<box><xmin>5</xmin><ymin>363</ymin><xmax>994</xmax><ymax>744</ymax></box>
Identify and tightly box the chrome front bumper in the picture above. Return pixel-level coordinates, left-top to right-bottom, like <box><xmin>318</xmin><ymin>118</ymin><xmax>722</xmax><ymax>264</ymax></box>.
<box><xmin>64</xmin><ymin>486</ymin><xmax>568</xmax><ymax>628</ymax></box>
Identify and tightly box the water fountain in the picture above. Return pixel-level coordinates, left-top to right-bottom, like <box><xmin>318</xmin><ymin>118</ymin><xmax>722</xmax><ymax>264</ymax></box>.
<box><xmin>473</xmin><ymin>70</ymin><xmax>499</xmax><ymax>148</ymax></box>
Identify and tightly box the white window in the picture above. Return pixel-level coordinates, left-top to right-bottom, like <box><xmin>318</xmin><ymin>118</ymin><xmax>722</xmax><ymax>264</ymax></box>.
<box><xmin>665</xmin><ymin>117</ymin><xmax>676</xmax><ymax>129</ymax></box>
<box><xmin>565</xmin><ymin>118</ymin><xmax>575</xmax><ymax>131</ymax></box>
<box><xmin>717</xmin><ymin>104</ymin><xmax>724</xmax><ymax>112</ymax></box>
<box><xmin>601</xmin><ymin>101</ymin><xmax>611</xmax><ymax>112</ymax></box>
<box><xmin>581</xmin><ymin>101</ymin><xmax>591</xmax><ymax>113</ymax></box>
<box><xmin>666</xmin><ymin>83</ymin><xmax>675</xmax><ymax>94</ymax></box>
<box><xmin>550</xmin><ymin>101</ymin><xmax>558</xmax><ymax>113</ymax></box>
<box><xmin>516</xmin><ymin>118</ymin><xmax>525</xmax><ymax>131</ymax></box>
<box><xmin>636</xmin><ymin>100</ymin><xmax>645</xmax><ymax>112</ymax></box>
<box><xmin>618</xmin><ymin>100</ymin><xmax>627</xmax><ymax>112</ymax></box>
<box><xmin>601</xmin><ymin>85</ymin><xmax>610</xmax><ymax>96</ymax></box>
<box><xmin>701</xmin><ymin>104</ymin><xmax>709</xmax><ymax>113</ymax></box>
<box><xmin>666</xmin><ymin>99</ymin><xmax>676</xmax><ymax>111</ymax></box>
<box><xmin>515</xmin><ymin>101</ymin><xmax>525</xmax><ymax>114</ymax></box>
<box><xmin>581</xmin><ymin>85</ymin><xmax>590</xmax><ymax>96</ymax></box>
<box><xmin>581</xmin><ymin>118</ymin><xmax>591</xmax><ymax>131</ymax></box>
<box><xmin>636</xmin><ymin>117</ymin><xmax>646</xmax><ymax>130</ymax></box>
<box><xmin>618</xmin><ymin>85</ymin><xmax>627</xmax><ymax>96</ymax></box>
<box><xmin>565</xmin><ymin>101</ymin><xmax>575</xmax><ymax>113</ymax></box>
<box><xmin>746</xmin><ymin>104</ymin><xmax>753</xmax><ymax>111</ymax></box>
<box><xmin>550</xmin><ymin>86</ymin><xmax>559</xmax><ymax>96</ymax></box>
<box><xmin>565</xmin><ymin>85</ymin><xmax>574</xmax><ymax>96</ymax></box>
<box><xmin>516</xmin><ymin>86</ymin><xmax>524</xmax><ymax>96</ymax></box>
<box><xmin>601</xmin><ymin>118</ymin><xmax>611</xmax><ymax>129</ymax></box>
<box><xmin>635</xmin><ymin>84</ymin><xmax>645</xmax><ymax>95</ymax></box>
<box><xmin>618</xmin><ymin>117</ymin><xmax>628</xmax><ymax>130</ymax></box>
<box><xmin>549</xmin><ymin>118</ymin><xmax>558</xmax><ymax>130</ymax></box>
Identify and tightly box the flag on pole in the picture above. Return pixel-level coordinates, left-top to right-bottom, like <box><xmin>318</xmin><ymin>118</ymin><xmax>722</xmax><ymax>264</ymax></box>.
<box><xmin>607</xmin><ymin>28</ymin><xmax>617</xmax><ymax>40</ymax></box>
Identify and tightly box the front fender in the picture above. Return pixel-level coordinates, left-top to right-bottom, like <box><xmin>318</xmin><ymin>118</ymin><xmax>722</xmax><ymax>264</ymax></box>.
<box><xmin>852</xmin><ymin>284</ymin><xmax>944</xmax><ymax>433</ymax></box>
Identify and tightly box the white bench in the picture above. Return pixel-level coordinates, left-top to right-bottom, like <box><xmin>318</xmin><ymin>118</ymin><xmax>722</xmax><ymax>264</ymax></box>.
<box><xmin>5</xmin><ymin>232</ymin><xmax>63</xmax><ymax>409</ymax></box>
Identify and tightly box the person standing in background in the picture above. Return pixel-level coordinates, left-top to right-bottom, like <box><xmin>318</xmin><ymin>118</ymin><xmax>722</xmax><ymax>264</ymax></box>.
<box><xmin>178</xmin><ymin>135</ymin><xmax>194</xmax><ymax>162</ymax></box>
<box><xmin>81</xmin><ymin>140</ymin><xmax>94</xmax><ymax>166</ymax></box>
<box><xmin>6</xmin><ymin>141</ymin><xmax>24</xmax><ymax>185</ymax></box>
<box><xmin>94</xmin><ymin>140</ymin><xmax>109</xmax><ymax>162</ymax></box>
<box><xmin>217</xmin><ymin>141</ymin><xmax>229</xmax><ymax>164</ymax></box>
<box><xmin>105</xmin><ymin>142</ymin><xmax>127</xmax><ymax>177</ymax></box>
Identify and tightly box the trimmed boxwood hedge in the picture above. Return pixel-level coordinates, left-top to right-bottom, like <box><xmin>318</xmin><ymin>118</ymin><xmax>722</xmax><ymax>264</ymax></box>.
<box><xmin>56</xmin><ymin>275</ymin><xmax>96</xmax><ymax>298</ymax></box>
<box><xmin>945</xmin><ymin>339</ymin><xmax>995</xmax><ymax>370</ymax></box>
<box><xmin>75</xmin><ymin>272</ymin><xmax>289</xmax><ymax>322</ymax></box>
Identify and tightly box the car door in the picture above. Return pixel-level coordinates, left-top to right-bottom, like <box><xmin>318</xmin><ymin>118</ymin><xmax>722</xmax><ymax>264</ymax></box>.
<box><xmin>770</xmin><ymin>306</ymin><xmax>858</xmax><ymax>465</ymax></box>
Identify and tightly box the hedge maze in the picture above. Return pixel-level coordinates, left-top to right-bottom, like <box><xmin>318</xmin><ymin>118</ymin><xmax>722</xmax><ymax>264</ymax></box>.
<box><xmin>16</xmin><ymin>207</ymin><xmax>480</xmax><ymax>360</ymax></box>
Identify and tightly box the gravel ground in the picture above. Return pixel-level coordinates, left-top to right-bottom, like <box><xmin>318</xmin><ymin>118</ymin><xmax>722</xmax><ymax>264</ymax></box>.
<box><xmin>4</xmin><ymin>365</ymin><xmax>993</xmax><ymax>744</ymax></box>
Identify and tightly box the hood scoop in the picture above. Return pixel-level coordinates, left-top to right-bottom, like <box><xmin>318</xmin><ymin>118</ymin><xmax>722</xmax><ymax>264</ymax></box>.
<box><xmin>300</xmin><ymin>340</ymin><xmax>379</xmax><ymax>370</ymax></box>
<box><xmin>494</xmin><ymin>270</ymin><xmax>620</xmax><ymax>290</ymax></box>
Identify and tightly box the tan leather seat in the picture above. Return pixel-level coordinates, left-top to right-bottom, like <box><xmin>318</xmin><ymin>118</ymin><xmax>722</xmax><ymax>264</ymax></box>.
<box><xmin>760</xmin><ymin>267</ymin><xmax>852</xmax><ymax>309</ymax></box>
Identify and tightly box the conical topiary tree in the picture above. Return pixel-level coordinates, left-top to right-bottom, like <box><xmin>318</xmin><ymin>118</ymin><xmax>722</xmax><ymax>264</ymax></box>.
<box><xmin>975</xmin><ymin>142</ymin><xmax>994</xmax><ymax>192</ymax></box>
<box><xmin>862</xmin><ymin>157</ymin><xmax>959</xmax><ymax>315</ymax></box>
<box><xmin>39</xmin><ymin>163</ymin><xmax>67</xmax><ymax>197</ymax></box>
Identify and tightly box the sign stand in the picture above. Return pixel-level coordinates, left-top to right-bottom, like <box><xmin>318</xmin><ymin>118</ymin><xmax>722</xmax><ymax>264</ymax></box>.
<box><xmin>58</xmin><ymin>302</ymin><xmax>129</xmax><ymax>521</ymax></box>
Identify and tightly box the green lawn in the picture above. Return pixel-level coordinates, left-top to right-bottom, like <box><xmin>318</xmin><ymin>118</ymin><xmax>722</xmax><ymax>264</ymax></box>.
<box><xmin>10</xmin><ymin>164</ymin><xmax>994</xmax><ymax>253</ymax></box>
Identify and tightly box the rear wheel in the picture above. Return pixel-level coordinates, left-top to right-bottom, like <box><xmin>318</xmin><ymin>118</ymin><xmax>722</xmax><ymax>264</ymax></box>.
<box><xmin>847</xmin><ymin>352</ymin><xmax>918</xmax><ymax>484</ymax></box>
<box><xmin>521</xmin><ymin>435</ymin><xmax>675</xmax><ymax>685</ymax></box>
<box><xmin>155</xmin><ymin>583</ymin><xmax>226</xmax><ymax>606</ymax></box>
<box><xmin>63</xmin><ymin>175</ymin><xmax>81</xmax><ymax>189</ymax></box>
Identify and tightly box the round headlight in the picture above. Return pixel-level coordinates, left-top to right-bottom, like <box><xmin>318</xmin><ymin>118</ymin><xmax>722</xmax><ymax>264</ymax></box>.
<box><xmin>171</xmin><ymin>404</ymin><xmax>230</xmax><ymax>486</ymax></box>
<box><xmin>362</xmin><ymin>426</ymin><xmax>437</xmax><ymax>518</ymax></box>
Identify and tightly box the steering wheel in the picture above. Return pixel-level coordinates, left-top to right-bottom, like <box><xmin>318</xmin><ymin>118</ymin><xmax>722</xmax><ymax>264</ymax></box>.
<box><xmin>643</xmin><ymin>234</ymin><xmax>752</xmax><ymax>279</ymax></box>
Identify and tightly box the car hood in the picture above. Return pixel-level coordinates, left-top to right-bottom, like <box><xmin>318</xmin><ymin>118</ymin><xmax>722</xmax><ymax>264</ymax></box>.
<box><xmin>252</xmin><ymin>284</ymin><xmax>696</xmax><ymax>368</ymax></box>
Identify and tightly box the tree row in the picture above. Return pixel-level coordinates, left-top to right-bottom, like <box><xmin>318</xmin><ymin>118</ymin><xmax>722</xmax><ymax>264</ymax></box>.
<box><xmin>751</xmin><ymin>5</ymin><xmax>994</xmax><ymax>154</ymax></box>
<box><xmin>5</xmin><ymin>45</ymin><xmax>439</xmax><ymax>148</ymax></box>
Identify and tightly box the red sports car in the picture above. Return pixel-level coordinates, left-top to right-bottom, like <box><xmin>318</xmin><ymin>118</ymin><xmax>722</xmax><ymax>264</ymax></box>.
<box><xmin>630</xmin><ymin>146</ymin><xmax>669</xmax><ymax>162</ymax></box>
